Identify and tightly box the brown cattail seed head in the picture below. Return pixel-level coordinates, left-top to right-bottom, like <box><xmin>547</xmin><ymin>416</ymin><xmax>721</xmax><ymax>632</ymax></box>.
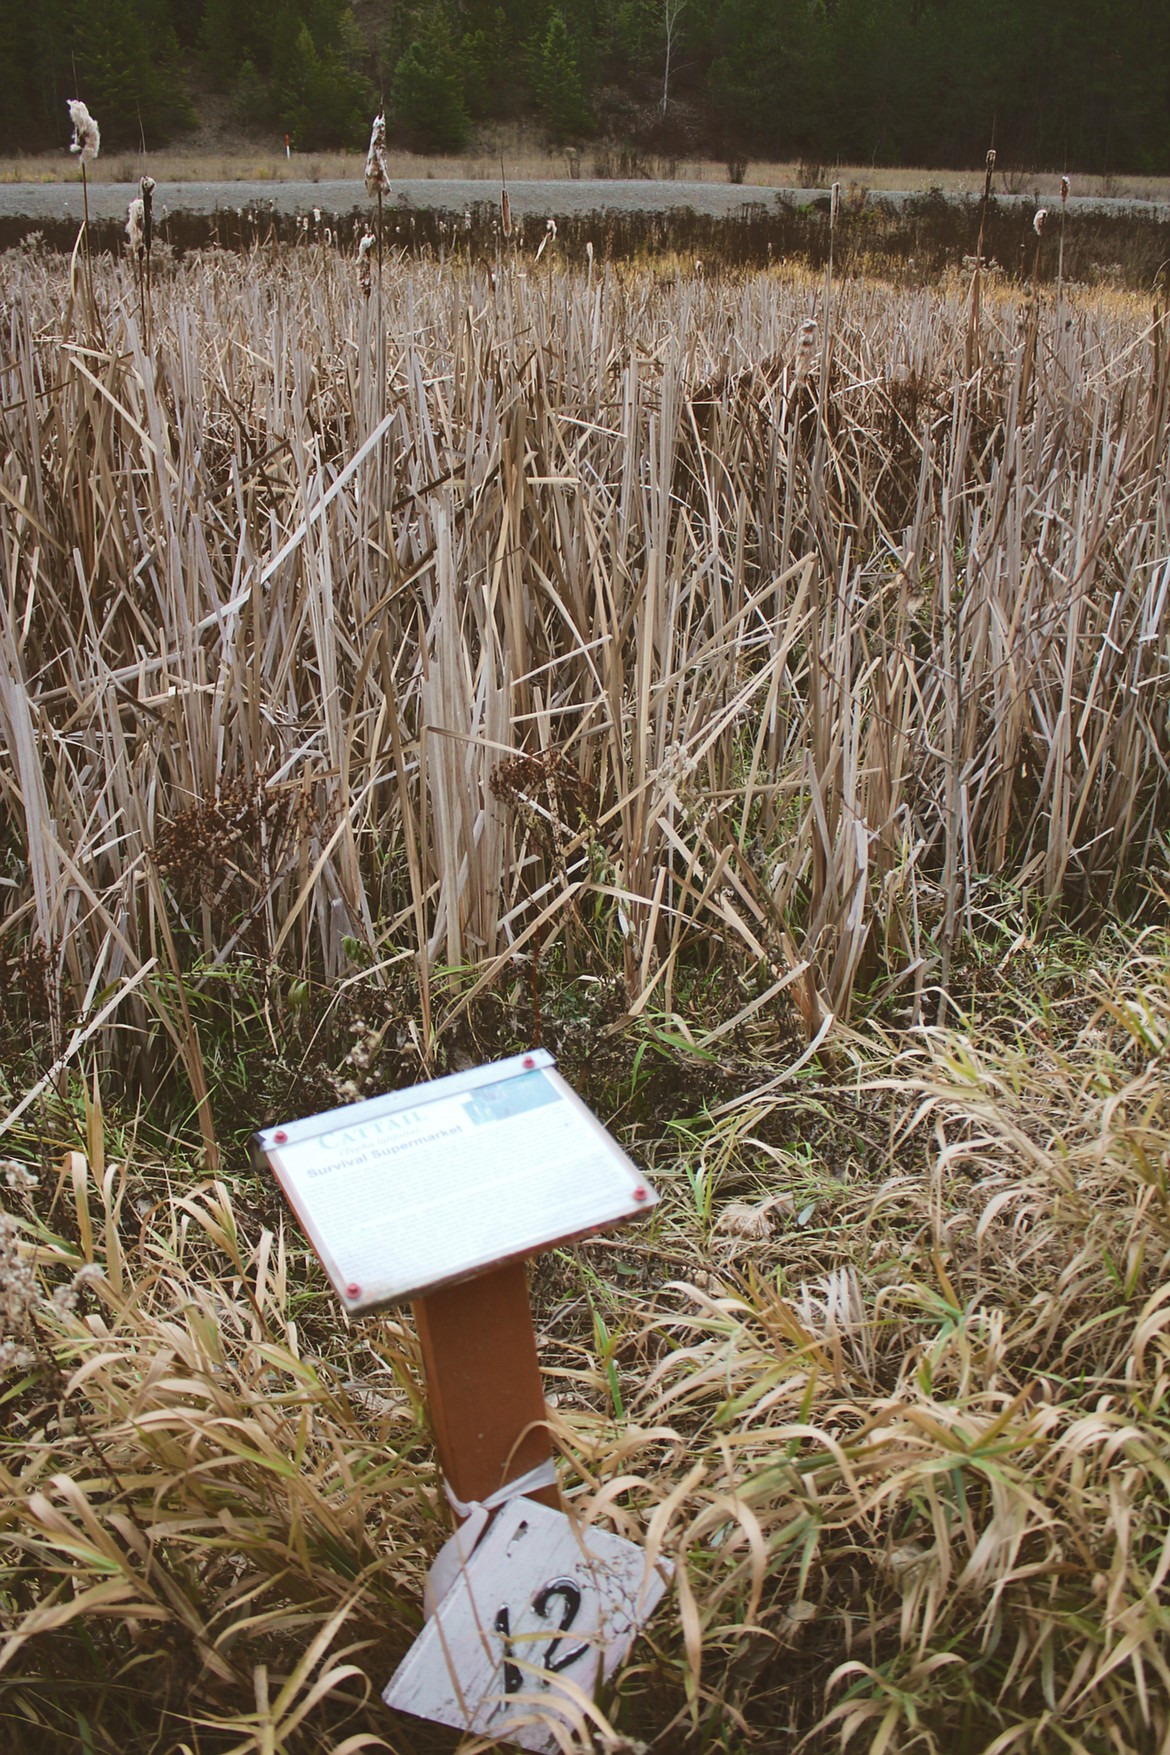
<box><xmin>139</xmin><ymin>175</ymin><xmax>155</xmax><ymax>254</ymax></box>
<box><xmin>501</xmin><ymin>188</ymin><xmax>512</xmax><ymax>238</ymax></box>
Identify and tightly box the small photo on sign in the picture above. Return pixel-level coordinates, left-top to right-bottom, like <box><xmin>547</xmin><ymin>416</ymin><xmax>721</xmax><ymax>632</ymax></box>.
<box><xmin>462</xmin><ymin>1073</ymin><xmax>559</xmax><ymax>1126</ymax></box>
<box><xmin>383</xmin><ymin>1495</ymin><xmax>672</xmax><ymax>1753</ymax></box>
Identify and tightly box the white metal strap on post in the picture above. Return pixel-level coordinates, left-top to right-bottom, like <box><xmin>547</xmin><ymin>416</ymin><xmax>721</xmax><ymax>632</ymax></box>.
<box><xmin>424</xmin><ymin>1459</ymin><xmax>560</xmax><ymax>1618</ymax></box>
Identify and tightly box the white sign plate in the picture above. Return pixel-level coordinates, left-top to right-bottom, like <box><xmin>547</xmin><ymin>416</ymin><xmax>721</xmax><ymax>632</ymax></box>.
<box><xmin>254</xmin><ymin>1050</ymin><xmax>657</xmax><ymax>1315</ymax></box>
<box><xmin>383</xmin><ymin>1495</ymin><xmax>672</xmax><ymax>1752</ymax></box>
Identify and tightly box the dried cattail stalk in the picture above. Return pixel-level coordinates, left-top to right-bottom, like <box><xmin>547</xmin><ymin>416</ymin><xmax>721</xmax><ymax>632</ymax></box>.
<box><xmin>67</xmin><ymin>99</ymin><xmax>100</xmax><ymax>162</ymax></box>
<box><xmin>830</xmin><ymin>180</ymin><xmax>840</xmax><ymax>227</ymax></box>
<box><xmin>358</xmin><ymin>231</ymin><xmax>375</xmax><ymax>297</ymax></box>
<box><xmin>364</xmin><ymin>111</ymin><xmax>391</xmax><ymax>198</ymax></box>
<box><xmin>1057</xmin><ymin>177</ymin><xmax>1070</xmax><ymax>294</ymax></box>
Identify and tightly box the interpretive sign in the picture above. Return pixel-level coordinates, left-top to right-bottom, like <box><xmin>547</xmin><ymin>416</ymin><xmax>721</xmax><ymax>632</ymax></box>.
<box><xmin>253</xmin><ymin>1049</ymin><xmax>657</xmax><ymax>1316</ymax></box>
<box><xmin>259</xmin><ymin>1050</ymin><xmax>668</xmax><ymax>1750</ymax></box>
<box><xmin>383</xmin><ymin>1494</ymin><xmax>672</xmax><ymax>1753</ymax></box>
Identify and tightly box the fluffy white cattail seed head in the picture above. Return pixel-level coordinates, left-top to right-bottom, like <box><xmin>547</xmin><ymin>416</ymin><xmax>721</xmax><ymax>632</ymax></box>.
<box><xmin>126</xmin><ymin>197</ymin><xmax>145</xmax><ymax>258</ymax></box>
<box><xmin>535</xmin><ymin>216</ymin><xmax>557</xmax><ymax>261</ymax></box>
<box><xmin>1060</xmin><ymin>175</ymin><xmax>1070</xmax><ymax>203</ymax></box>
<box><xmin>358</xmin><ymin>230</ymin><xmax>375</xmax><ymax>296</ymax></box>
<box><xmin>67</xmin><ymin>100</ymin><xmax>100</xmax><ymax>163</ymax></box>
<box><xmin>1033</xmin><ymin>207</ymin><xmax>1048</xmax><ymax>237</ymax></box>
<box><xmin>830</xmin><ymin>180</ymin><xmax>840</xmax><ymax>226</ymax></box>
<box><xmin>985</xmin><ymin>147</ymin><xmax>996</xmax><ymax>173</ymax></box>
<box><xmin>585</xmin><ymin>239</ymin><xmax>594</xmax><ymax>267</ymax></box>
<box><xmin>364</xmin><ymin>111</ymin><xmax>391</xmax><ymax>198</ymax></box>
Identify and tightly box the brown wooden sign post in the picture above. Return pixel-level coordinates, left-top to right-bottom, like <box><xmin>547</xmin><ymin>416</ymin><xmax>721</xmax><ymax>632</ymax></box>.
<box><xmin>255</xmin><ymin>1048</ymin><xmax>654</xmax><ymax>1517</ymax></box>
<box><xmin>412</xmin><ymin>1259</ymin><xmax>561</xmax><ymax>1512</ymax></box>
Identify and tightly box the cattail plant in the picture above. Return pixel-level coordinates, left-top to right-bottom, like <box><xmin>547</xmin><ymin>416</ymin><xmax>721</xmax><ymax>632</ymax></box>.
<box><xmin>357</xmin><ymin>230</ymin><xmax>375</xmax><ymax>298</ymax></box>
<box><xmin>794</xmin><ymin>313</ymin><xmax>817</xmax><ymax>381</ymax></box>
<box><xmin>140</xmin><ymin>176</ymin><xmax>155</xmax><ymax>267</ymax></box>
<box><xmin>1058</xmin><ymin>174</ymin><xmax>1070</xmax><ymax>296</ymax></box>
<box><xmin>126</xmin><ymin>196</ymin><xmax>146</xmax><ymax>326</ymax></box>
<box><xmin>67</xmin><ymin>99</ymin><xmax>100</xmax><ymax>320</ymax></box>
<box><xmin>364</xmin><ymin>109</ymin><xmax>391</xmax><ymax>281</ymax></box>
<box><xmin>966</xmin><ymin>145</ymin><xmax>996</xmax><ymax>379</ymax></box>
<box><xmin>500</xmin><ymin>155</ymin><xmax>512</xmax><ymax>242</ymax></box>
<box><xmin>1032</xmin><ymin>205</ymin><xmax>1047</xmax><ymax>267</ymax></box>
<box><xmin>535</xmin><ymin>216</ymin><xmax>557</xmax><ymax>261</ymax></box>
<box><xmin>1020</xmin><ymin>206</ymin><xmax>1048</xmax><ymax>412</ymax></box>
<box><xmin>126</xmin><ymin>198</ymin><xmax>145</xmax><ymax>260</ymax></box>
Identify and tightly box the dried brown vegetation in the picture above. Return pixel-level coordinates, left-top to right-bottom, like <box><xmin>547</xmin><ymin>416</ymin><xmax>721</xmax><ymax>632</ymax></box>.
<box><xmin>1</xmin><ymin>947</ymin><xmax>1170</xmax><ymax>1751</ymax></box>
<box><xmin>1</xmin><ymin>251</ymin><xmax>1168</xmax><ymax>1089</ymax></box>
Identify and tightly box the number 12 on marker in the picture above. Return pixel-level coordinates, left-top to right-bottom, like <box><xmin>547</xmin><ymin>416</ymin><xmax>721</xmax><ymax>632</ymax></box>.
<box><xmin>494</xmin><ymin>1577</ymin><xmax>592</xmax><ymax>1697</ymax></box>
<box><xmin>384</xmin><ymin>1497</ymin><xmax>673</xmax><ymax>1753</ymax></box>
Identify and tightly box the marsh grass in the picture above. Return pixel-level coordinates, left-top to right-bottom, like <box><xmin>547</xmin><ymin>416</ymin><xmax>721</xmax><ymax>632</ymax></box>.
<box><xmin>1</xmin><ymin>936</ymin><xmax>1170</xmax><ymax>1750</ymax></box>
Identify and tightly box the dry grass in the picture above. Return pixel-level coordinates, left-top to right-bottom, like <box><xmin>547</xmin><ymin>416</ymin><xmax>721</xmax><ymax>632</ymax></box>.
<box><xmin>1</xmin><ymin>936</ymin><xmax>1169</xmax><ymax>1750</ymax></box>
<box><xmin>3</xmin><ymin>148</ymin><xmax>1169</xmax><ymax>202</ymax></box>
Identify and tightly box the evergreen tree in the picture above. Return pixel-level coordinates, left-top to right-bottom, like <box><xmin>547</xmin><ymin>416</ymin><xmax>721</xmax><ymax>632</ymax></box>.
<box><xmin>270</xmin><ymin>3</ymin><xmax>368</xmax><ymax>147</ymax></box>
<box><xmin>392</xmin><ymin>12</ymin><xmax>471</xmax><ymax>151</ymax></box>
<box><xmin>533</xmin><ymin>10</ymin><xmax>592</xmax><ymax>143</ymax></box>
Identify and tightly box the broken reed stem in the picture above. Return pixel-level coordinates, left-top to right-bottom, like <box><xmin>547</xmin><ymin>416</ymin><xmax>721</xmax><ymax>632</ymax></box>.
<box><xmin>966</xmin><ymin>147</ymin><xmax>996</xmax><ymax>381</ymax></box>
